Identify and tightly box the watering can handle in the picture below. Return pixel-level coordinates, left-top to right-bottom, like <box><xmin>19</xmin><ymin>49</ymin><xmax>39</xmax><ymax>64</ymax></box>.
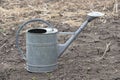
<box><xmin>16</xmin><ymin>18</ymin><xmax>53</xmax><ymax>60</ymax></box>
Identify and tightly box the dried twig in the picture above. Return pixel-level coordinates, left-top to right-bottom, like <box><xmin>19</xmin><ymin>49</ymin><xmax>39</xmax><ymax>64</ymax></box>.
<box><xmin>97</xmin><ymin>41</ymin><xmax>112</xmax><ymax>61</ymax></box>
<box><xmin>28</xmin><ymin>5</ymin><xmax>37</xmax><ymax>11</ymax></box>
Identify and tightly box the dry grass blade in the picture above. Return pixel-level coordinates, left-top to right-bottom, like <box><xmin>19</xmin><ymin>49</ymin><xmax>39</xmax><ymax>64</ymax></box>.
<box><xmin>113</xmin><ymin>0</ymin><xmax>118</xmax><ymax>13</ymax></box>
<box><xmin>112</xmin><ymin>0</ymin><xmax>119</xmax><ymax>16</ymax></box>
<box><xmin>0</xmin><ymin>43</ymin><xmax>6</xmax><ymax>50</ymax></box>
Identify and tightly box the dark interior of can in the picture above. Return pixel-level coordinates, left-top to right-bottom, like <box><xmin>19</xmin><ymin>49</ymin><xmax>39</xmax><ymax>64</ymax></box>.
<box><xmin>28</xmin><ymin>29</ymin><xmax>47</xmax><ymax>33</ymax></box>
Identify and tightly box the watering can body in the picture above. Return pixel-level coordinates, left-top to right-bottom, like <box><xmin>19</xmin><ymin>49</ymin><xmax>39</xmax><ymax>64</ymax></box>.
<box><xmin>26</xmin><ymin>28</ymin><xmax>58</xmax><ymax>72</ymax></box>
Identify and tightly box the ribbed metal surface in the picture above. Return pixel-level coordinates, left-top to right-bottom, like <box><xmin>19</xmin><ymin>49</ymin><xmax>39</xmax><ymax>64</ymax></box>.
<box><xmin>26</xmin><ymin>28</ymin><xmax>58</xmax><ymax>72</ymax></box>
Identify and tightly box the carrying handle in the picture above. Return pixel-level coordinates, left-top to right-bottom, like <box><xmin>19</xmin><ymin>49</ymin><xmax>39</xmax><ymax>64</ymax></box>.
<box><xmin>16</xmin><ymin>18</ymin><xmax>53</xmax><ymax>60</ymax></box>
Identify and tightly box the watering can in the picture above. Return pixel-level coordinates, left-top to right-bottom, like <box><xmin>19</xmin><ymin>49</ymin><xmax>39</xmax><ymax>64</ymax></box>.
<box><xmin>16</xmin><ymin>12</ymin><xmax>104</xmax><ymax>73</ymax></box>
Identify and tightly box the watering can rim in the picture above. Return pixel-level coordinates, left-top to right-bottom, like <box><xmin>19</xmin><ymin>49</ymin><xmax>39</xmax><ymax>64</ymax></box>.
<box><xmin>27</xmin><ymin>28</ymin><xmax>58</xmax><ymax>35</ymax></box>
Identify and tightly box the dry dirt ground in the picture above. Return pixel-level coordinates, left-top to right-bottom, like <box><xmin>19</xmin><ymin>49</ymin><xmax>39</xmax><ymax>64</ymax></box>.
<box><xmin>0</xmin><ymin>0</ymin><xmax>120</xmax><ymax>80</ymax></box>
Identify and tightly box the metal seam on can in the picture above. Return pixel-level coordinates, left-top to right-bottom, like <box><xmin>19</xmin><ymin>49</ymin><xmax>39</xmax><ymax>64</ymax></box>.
<box><xmin>26</xmin><ymin>63</ymin><xmax>57</xmax><ymax>68</ymax></box>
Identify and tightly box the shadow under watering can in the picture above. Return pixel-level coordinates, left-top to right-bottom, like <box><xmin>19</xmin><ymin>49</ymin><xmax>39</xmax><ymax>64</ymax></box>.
<box><xmin>16</xmin><ymin>12</ymin><xmax>104</xmax><ymax>73</ymax></box>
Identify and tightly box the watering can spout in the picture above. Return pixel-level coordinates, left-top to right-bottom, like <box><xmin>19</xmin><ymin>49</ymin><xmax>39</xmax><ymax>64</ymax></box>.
<box><xmin>58</xmin><ymin>12</ymin><xmax>104</xmax><ymax>57</ymax></box>
<box><xmin>57</xmin><ymin>20</ymin><xmax>89</xmax><ymax>57</ymax></box>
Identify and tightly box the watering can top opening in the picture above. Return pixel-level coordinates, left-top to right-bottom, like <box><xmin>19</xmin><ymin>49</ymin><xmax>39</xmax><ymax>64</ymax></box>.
<box><xmin>27</xmin><ymin>28</ymin><xmax>58</xmax><ymax>34</ymax></box>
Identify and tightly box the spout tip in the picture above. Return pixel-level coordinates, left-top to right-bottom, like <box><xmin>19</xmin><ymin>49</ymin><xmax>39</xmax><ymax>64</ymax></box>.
<box><xmin>87</xmin><ymin>12</ymin><xmax>104</xmax><ymax>18</ymax></box>
<box><xmin>87</xmin><ymin>12</ymin><xmax>104</xmax><ymax>22</ymax></box>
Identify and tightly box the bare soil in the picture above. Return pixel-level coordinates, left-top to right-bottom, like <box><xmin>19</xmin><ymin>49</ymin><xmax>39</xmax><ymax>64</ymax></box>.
<box><xmin>0</xmin><ymin>0</ymin><xmax>120</xmax><ymax>80</ymax></box>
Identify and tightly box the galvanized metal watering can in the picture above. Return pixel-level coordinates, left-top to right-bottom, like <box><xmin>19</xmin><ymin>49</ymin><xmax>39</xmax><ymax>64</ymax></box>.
<box><xmin>16</xmin><ymin>12</ymin><xmax>104</xmax><ymax>73</ymax></box>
